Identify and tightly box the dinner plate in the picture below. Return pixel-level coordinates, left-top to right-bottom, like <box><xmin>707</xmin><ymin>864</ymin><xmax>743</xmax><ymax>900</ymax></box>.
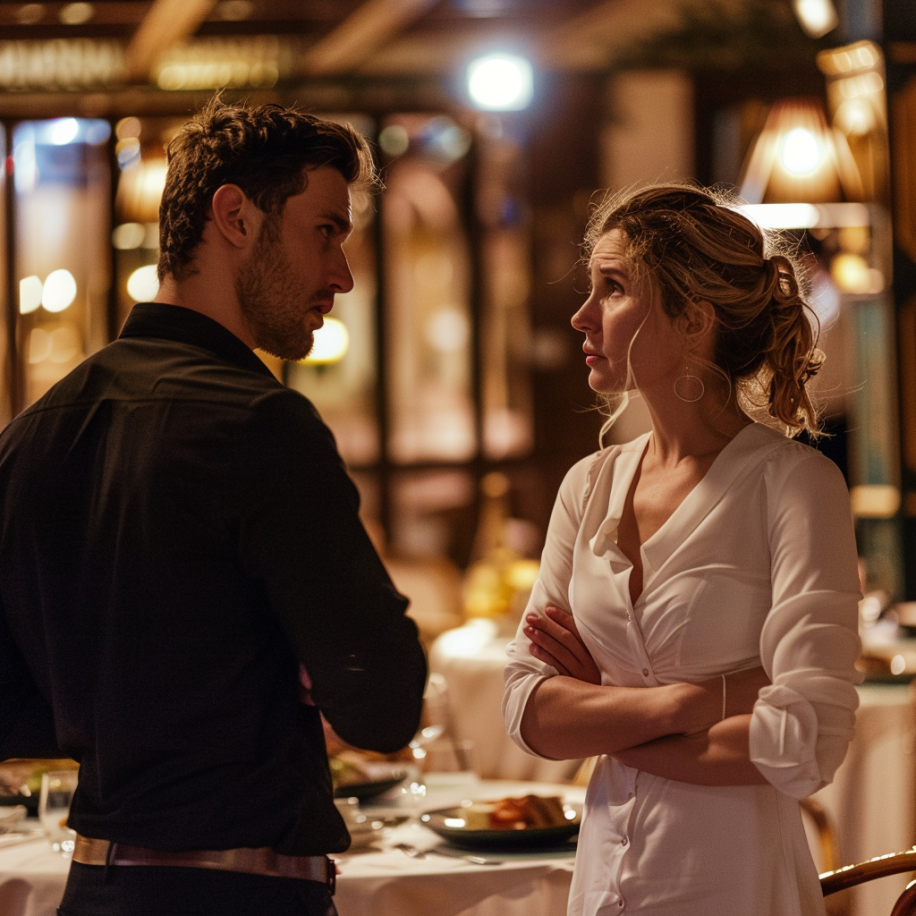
<box><xmin>421</xmin><ymin>801</ymin><xmax>582</xmax><ymax>850</ymax></box>
<box><xmin>333</xmin><ymin>771</ymin><xmax>409</xmax><ymax>801</ymax></box>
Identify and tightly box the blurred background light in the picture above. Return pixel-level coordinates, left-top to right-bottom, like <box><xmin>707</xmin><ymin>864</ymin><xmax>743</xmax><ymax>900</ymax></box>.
<box><xmin>126</xmin><ymin>264</ymin><xmax>160</xmax><ymax>302</ymax></box>
<box><xmin>303</xmin><ymin>316</ymin><xmax>349</xmax><ymax>365</ymax></box>
<box><xmin>49</xmin><ymin>118</ymin><xmax>79</xmax><ymax>146</ymax></box>
<box><xmin>19</xmin><ymin>276</ymin><xmax>43</xmax><ymax>314</ymax></box>
<box><xmin>792</xmin><ymin>0</ymin><xmax>839</xmax><ymax>38</ymax></box>
<box><xmin>42</xmin><ymin>270</ymin><xmax>77</xmax><ymax>312</ymax></box>
<box><xmin>112</xmin><ymin>222</ymin><xmax>146</xmax><ymax>250</ymax></box>
<box><xmin>466</xmin><ymin>53</ymin><xmax>533</xmax><ymax>111</ymax></box>
<box><xmin>780</xmin><ymin>127</ymin><xmax>822</xmax><ymax>175</ymax></box>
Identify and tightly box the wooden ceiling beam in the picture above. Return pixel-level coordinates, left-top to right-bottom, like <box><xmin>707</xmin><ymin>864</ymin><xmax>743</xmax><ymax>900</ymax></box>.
<box><xmin>125</xmin><ymin>0</ymin><xmax>219</xmax><ymax>83</ymax></box>
<box><xmin>300</xmin><ymin>0</ymin><xmax>442</xmax><ymax>76</ymax></box>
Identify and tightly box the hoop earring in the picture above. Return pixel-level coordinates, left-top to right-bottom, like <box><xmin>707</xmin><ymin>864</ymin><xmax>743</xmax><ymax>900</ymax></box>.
<box><xmin>674</xmin><ymin>365</ymin><xmax>705</xmax><ymax>403</ymax></box>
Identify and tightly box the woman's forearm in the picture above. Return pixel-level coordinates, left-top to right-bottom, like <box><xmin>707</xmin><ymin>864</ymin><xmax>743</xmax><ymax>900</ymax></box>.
<box><xmin>519</xmin><ymin>674</ymin><xmax>726</xmax><ymax>760</ymax></box>
<box><xmin>612</xmin><ymin>714</ymin><xmax>768</xmax><ymax>786</ymax></box>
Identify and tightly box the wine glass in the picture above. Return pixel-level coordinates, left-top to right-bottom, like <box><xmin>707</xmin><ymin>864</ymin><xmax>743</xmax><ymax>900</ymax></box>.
<box><xmin>401</xmin><ymin>675</ymin><xmax>450</xmax><ymax>822</ymax></box>
<box><xmin>39</xmin><ymin>770</ymin><xmax>78</xmax><ymax>857</ymax></box>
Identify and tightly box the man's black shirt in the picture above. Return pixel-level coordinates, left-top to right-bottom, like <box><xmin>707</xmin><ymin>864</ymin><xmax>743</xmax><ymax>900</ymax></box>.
<box><xmin>0</xmin><ymin>302</ymin><xmax>426</xmax><ymax>855</ymax></box>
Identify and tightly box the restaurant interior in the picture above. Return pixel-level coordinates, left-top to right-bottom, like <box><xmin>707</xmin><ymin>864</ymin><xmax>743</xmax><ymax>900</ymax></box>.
<box><xmin>2</xmin><ymin>0</ymin><xmax>916</xmax><ymax>914</ymax></box>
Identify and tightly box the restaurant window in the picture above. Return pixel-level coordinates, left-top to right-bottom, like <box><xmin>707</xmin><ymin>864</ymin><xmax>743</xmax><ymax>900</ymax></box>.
<box><xmin>0</xmin><ymin>123</ymin><xmax>9</xmax><ymax>428</ymax></box>
<box><xmin>112</xmin><ymin>116</ymin><xmax>180</xmax><ymax>327</ymax></box>
<box><xmin>10</xmin><ymin>118</ymin><xmax>111</xmax><ymax>411</ymax></box>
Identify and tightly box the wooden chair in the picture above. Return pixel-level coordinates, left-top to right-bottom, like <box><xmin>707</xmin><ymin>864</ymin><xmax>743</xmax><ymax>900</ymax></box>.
<box><xmin>821</xmin><ymin>849</ymin><xmax>916</xmax><ymax>916</ymax></box>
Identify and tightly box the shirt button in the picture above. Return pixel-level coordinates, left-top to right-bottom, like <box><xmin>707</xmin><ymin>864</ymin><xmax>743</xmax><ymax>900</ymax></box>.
<box><xmin>621</xmin><ymin>837</ymin><xmax>629</xmax><ymax>846</ymax></box>
<box><xmin>617</xmin><ymin>899</ymin><xmax>625</xmax><ymax>907</ymax></box>
<box><xmin>642</xmin><ymin>668</ymin><xmax>649</xmax><ymax>677</ymax></box>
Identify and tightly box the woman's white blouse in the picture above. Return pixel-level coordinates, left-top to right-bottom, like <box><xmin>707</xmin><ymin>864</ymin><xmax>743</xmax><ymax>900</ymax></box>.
<box><xmin>503</xmin><ymin>423</ymin><xmax>862</xmax><ymax>916</ymax></box>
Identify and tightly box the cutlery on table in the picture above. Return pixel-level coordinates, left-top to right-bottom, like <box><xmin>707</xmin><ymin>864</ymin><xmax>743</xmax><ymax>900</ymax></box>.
<box><xmin>393</xmin><ymin>842</ymin><xmax>501</xmax><ymax>866</ymax></box>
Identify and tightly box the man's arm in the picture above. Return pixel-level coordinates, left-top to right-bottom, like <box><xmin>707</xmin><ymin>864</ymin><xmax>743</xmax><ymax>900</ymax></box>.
<box><xmin>238</xmin><ymin>392</ymin><xmax>426</xmax><ymax>753</ymax></box>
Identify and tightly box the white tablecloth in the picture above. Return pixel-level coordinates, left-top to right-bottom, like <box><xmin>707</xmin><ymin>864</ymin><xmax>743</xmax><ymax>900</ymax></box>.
<box><xmin>0</xmin><ymin>776</ymin><xmax>583</xmax><ymax>916</ymax></box>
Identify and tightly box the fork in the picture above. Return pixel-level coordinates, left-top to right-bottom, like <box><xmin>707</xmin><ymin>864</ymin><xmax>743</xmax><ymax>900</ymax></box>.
<box><xmin>393</xmin><ymin>842</ymin><xmax>501</xmax><ymax>866</ymax></box>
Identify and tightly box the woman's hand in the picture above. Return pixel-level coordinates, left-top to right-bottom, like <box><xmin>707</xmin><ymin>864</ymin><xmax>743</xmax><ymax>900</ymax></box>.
<box><xmin>524</xmin><ymin>605</ymin><xmax>601</xmax><ymax>685</ymax></box>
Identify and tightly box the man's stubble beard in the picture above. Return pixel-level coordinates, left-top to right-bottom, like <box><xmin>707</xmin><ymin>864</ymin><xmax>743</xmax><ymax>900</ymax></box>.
<box><xmin>236</xmin><ymin>218</ymin><xmax>314</xmax><ymax>362</ymax></box>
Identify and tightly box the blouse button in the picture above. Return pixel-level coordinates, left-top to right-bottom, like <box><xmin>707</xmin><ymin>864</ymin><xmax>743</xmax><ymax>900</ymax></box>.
<box><xmin>642</xmin><ymin>668</ymin><xmax>649</xmax><ymax>677</ymax></box>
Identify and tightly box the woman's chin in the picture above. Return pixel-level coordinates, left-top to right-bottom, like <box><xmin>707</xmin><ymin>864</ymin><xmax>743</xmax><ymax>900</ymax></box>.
<box><xmin>587</xmin><ymin>372</ymin><xmax>625</xmax><ymax>395</ymax></box>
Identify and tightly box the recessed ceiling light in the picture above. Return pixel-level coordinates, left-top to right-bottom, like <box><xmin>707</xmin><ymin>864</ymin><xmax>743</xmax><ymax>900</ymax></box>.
<box><xmin>16</xmin><ymin>4</ymin><xmax>45</xmax><ymax>25</ymax></box>
<box><xmin>59</xmin><ymin>2</ymin><xmax>94</xmax><ymax>25</ymax></box>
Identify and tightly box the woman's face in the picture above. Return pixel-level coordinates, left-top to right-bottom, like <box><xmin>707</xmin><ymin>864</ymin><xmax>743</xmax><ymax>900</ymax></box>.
<box><xmin>571</xmin><ymin>229</ymin><xmax>682</xmax><ymax>395</ymax></box>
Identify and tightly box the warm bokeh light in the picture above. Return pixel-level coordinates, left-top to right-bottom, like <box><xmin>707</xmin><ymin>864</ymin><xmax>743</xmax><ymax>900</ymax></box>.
<box><xmin>302</xmin><ymin>316</ymin><xmax>349</xmax><ymax>365</ymax></box>
<box><xmin>42</xmin><ymin>269</ymin><xmax>77</xmax><ymax>313</ymax></box>
<box><xmin>19</xmin><ymin>275</ymin><xmax>43</xmax><ymax>314</ymax></box>
<box><xmin>780</xmin><ymin>127</ymin><xmax>822</xmax><ymax>175</ymax></box>
<box><xmin>792</xmin><ymin>0</ymin><xmax>838</xmax><ymax>38</ymax></box>
<box><xmin>426</xmin><ymin>307</ymin><xmax>470</xmax><ymax>353</ymax></box>
<box><xmin>126</xmin><ymin>264</ymin><xmax>160</xmax><ymax>302</ymax></box>
<box><xmin>467</xmin><ymin>53</ymin><xmax>533</xmax><ymax>111</ymax></box>
<box><xmin>112</xmin><ymin>222</ymin><xmax>146</xmax><ymax>250</ymax></box>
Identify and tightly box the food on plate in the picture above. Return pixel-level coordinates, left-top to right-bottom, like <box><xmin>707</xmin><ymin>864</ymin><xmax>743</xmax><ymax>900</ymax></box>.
<box><xmin>465</xmin><ymin>794</ymin><xmax>568</xmax><ymax>831</ymax></box>
<box><xmin>329</xmin><ymin>748</ymin><xmax>409</xmax><ymax>789</ymax></box>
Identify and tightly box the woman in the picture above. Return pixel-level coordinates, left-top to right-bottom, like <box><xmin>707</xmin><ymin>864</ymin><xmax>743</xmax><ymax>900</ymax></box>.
<box><xmin>502</xmin><ymin>183</ymin><xmax>861</xmax><ymax>916</ymax></box>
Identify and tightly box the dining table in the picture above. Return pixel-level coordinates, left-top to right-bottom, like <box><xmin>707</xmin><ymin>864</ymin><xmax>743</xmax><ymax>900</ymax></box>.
<box><xmin>0</xmin><ymin>774</ymin><xmax>585</xmax><ymax>916</ymax></box>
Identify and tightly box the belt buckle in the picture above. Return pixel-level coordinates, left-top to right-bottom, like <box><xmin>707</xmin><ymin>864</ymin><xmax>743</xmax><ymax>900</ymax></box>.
<box><xmin>328</xmin><ymin>858</ymin><xmax>336</xmax><ymax>896</ymax></box>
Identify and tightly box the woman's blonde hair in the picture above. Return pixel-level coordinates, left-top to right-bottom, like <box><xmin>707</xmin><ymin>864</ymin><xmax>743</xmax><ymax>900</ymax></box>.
<box><xmin>584</xmin><ymin>181</ymin><xmax>824</xmax><ymax>439</ymax></box>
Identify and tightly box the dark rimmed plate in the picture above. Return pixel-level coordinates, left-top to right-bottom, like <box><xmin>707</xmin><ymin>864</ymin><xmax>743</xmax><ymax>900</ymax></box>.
<box><xmin>333</xmin><ymin>771</ymin><xmax>409</xmax><ymax>801</ymax></box>
<box><xmin>421</xmin><ymin>801</ymin><xmax>582</xmax><ymax>850</ymax></box>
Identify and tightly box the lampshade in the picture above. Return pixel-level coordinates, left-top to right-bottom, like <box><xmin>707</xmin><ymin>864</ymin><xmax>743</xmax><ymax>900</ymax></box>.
<box><xmin>739</xmin><ymin>98</ymin><xmax>864</xmax><ymax>204</ymax></box>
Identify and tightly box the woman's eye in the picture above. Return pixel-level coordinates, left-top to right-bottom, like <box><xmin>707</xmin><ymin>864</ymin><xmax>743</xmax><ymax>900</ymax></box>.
<box><xmin>601</xmin><ymin>278</ymin><xmax>621</xmax><ymax>294</ymax></box>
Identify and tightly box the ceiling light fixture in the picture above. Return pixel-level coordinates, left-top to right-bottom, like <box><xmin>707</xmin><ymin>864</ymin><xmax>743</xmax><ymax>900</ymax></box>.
<box><xmin>466</xmin><ymin>53</ymin><xmax>533</xmax><ymax>111</ymax></box>
<box><xmin>792</xmin><ymin>0</ymin><xmax>838</xmax><ymax>39</ymax></box>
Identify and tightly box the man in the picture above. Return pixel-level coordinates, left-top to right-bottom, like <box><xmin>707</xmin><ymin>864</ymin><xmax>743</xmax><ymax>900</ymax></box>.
<box><xmin>0</xmin><ymin>99</ymin><xmax>427</xmax><ymax>916</ymax></box>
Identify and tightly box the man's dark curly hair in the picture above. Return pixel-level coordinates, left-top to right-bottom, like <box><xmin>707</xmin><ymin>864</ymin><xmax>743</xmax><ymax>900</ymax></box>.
<box><xmin>157</xmin><ymin>98</ymin><xmax>378</xmax><ymax>281</ymax></box>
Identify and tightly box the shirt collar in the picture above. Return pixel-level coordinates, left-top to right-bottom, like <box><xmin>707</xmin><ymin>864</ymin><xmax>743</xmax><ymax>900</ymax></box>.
<box><xmin>119</xmin><ymin>302</ymin><xmax>276</xmax><ymax>379</ymax></box>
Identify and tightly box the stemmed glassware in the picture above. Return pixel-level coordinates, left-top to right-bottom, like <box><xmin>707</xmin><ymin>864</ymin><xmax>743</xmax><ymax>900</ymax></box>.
<box><xmin>38</xmin><ymin>770</ymin><xmax>78</xmax><ymax>857</ymax></box>
<box><xmin>401</xmin><ymin>675</ymin><xmax>450</xmax><ymax>824</ymax></box>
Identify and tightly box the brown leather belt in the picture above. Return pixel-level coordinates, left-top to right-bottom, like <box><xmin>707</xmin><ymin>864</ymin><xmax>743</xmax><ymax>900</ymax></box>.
<box><xmin>72</xmin><ymin>834</ymin><xmax>335</xmax><ymax>893</ymax></box>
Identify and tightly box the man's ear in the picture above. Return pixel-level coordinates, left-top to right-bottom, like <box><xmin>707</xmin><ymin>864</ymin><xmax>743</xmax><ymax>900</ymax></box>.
<box><xmin>210</xmin><ymin>184</ymin><xmax>259</xmax><ymax>250</ymax></box>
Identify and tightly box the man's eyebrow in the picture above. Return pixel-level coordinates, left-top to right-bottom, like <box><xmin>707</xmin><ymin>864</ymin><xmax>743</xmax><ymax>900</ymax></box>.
<box><xmin>319</xmin><ymin>209</ymin><xmax>353</xmax><ymax>233</ymax></box>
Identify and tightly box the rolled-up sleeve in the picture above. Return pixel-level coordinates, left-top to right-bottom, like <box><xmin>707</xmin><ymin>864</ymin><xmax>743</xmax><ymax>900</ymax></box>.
<box><xmin>503</xmin><ymin>454</ymin><xmax>597</xmax><ymax>757</ymax></box>
<box><xmin>750</xmin><ymin>453</ymin><xmax>862</xmax><ymax>798</ymax></box>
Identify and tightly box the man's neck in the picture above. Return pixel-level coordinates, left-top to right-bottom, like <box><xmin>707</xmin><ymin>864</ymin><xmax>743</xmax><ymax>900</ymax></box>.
<box><xmin>155</xmin><ymin>274</ymin><xmax>256</xmax><ymax>350</ymax></box>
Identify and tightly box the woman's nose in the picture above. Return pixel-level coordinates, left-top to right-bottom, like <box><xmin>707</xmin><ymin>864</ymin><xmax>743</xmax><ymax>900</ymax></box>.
<box><xmin>571</xmin><ymin>294</ymin><xmax>596</xmax><ymax>332</ymax></box>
